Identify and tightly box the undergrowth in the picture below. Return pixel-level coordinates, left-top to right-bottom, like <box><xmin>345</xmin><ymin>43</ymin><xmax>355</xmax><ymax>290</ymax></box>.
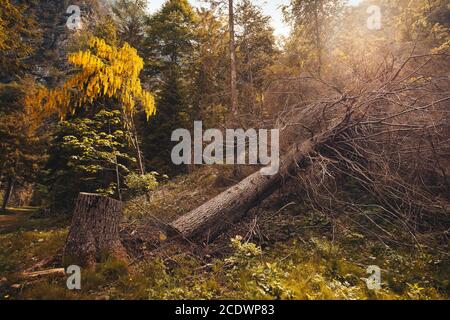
<box><xmin>0</xmin><ymin>169</ymin><xmax>448</xmax><ymax>300</ymax></box>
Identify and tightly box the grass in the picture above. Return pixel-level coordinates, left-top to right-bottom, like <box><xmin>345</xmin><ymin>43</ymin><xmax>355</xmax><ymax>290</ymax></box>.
<box><xmin>124</xmin><ymin>166</ymin><xmax>230</xmax><ymax>221</ymax></box>
<box><xmin>2</xmin><ymin>207</ymin><xmax>447</xmax><ymax>300</ymax></box>
<box><xmin>13</xmin><ymin>237</ymin><xmax>446</xmax><ymax>300</ymax></box>
<box><xmin>0</xmin><ymin>169</ymin><xmax>448</xmax><ymax>300</ymax></box>
<box><xmin>0</xmin><ymin>207</ymin><xmax>70</xmax><ymax>299</ymax></box>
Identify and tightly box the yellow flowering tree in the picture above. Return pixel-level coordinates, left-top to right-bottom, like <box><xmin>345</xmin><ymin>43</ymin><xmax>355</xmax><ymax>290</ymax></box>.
<box><xmin>26</xmin><ymin>37</ymin><xmax>156</xmax><ymax>120</ymax></box>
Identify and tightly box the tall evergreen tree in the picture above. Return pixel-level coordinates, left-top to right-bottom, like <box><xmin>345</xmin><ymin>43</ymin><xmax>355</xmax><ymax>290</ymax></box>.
<box><xmin>0</xmin><ymin>0</ymin><xmax>46</xmax><ymax>210</ymax></box>
<box><xmin>235</xmin><ymin>0</ymin><xmax>278</xmax><ymax>118</ymax></box>
<box><xmin>0</xmin><ymin>84</ymin><xmax>48</xmax><ymax>211</ymax></box>
<box><xmin>192</xmin><ymin>8</ymin><xmax>229</xmax><ymax>127</ymax></box>
<box><xmin>0</xmin><ymin>0</ymin><xmax>40</xmax><ymax>81</ymax></box>
<box><xmin>283</xmin><ymin>0</ymin><xmax>345</xmax><ymax>75</ymax></box>
<box><xmin>111</xmin><ymin>0</ymin><xmax>147</xmax><ymax>51</ymax></box>
<box><xmin>142</xmin><ymin>0</ymin><xmax>198</xmax><ymax>174</ymax></box>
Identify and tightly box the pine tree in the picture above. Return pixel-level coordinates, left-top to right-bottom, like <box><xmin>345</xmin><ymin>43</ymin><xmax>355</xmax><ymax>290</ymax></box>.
<box><xmin>0</xmin><ymin>84</ymin><xmax>48</xmax><ymax>211</ymax></box>
<box><xmin>283</xmin><ymin>0</ymin><xmax>345</xmax><ymax>75</ymax></box>
<box><xmin>111</xmin><ymin>0</ymin><xmax>147</xmax><ymax>51</ymax></box>
<box><xmin>0</xmin><ymin>0</ymin><xmax>46</xmax><ymax>210</ymax></box>
<box><xmin>192</xmin><ymin>8</ymin><xmax>229</xmax><ymax>127</ymax></box>
<box><xmin>235</xmin><ymin>0</ymin><xmax>278</xmax><ymax>118</ymax></box>
<box><xmin>142</xmin><ymin>0</ymin><xmax>198</xmax><ymax>174</ymax></box>
<box><xmin>0</xmin><ymin>0</ymin><xmax>40</xmax><ymax>81</ymax></box>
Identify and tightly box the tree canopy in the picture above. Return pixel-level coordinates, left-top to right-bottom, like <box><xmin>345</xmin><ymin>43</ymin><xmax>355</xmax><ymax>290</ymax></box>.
<box><xmin>25</xmin><ymin>37</ymin><xmax>156</xmax><ymax>120</ymax></box>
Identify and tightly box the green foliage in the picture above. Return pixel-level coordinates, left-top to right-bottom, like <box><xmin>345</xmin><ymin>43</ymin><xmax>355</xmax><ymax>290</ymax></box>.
<box><xmin>235</xmin><ymin>0</ymin><xmax>278</xmax><ymax>94</ymax></box>
<box><xmin>1</xmin><ymin>209</ymin><xmax>448</xmax><ymax>300</ymax></box>
<box><xmin>1</xmin><ymin>0</ymin><xmax>450</xmax><ymax>303</ymax></box>
<box><xmin>112</xmin><ymin>0</ymin><xmax>147</xmax><ymax>50</ymax></box>
<box><xmin>0</xmin><ymin>0</ymin><xmax>40</xmax><ymax>79</ymax></box>
<box><xmin>226</xmin><ymin>236</ymin><xmax>262</xmax><ymax>267</ymax></box>
<box><xmin>0</xmin><ymin>83</ymin><xmax>48</xmax><ymax>209</ymax></box>
<box><xmin>143</xmin><ymin>0</ymin><xmax>198</xmax><ymax>78</ymax></box>
<box><xmin>192</xmin><ymin>9</ymin><xmax>229</xmax><ymax>127</ymax></box>
<box><xmin>386</xmin><ymin>0</ymin><xmax>450</xmax><ymax>48</ymax></box>
<box><xmin>142</xmin><ymin>71</ymin><xmax>190</xmax><ymax>174</ymax></box>
<box><xmin>283</xmin><ymin>0</ymin><xmax>345</xmax><ymax>73</ymax></box>
<box><xmin>95</xmin><ymin>256</ymin><xmax>129</xmax><ymax>282</ymax></box>
<box><xmin>124</xmin><ymin>172</ymin><xmax>159</xmax><ymax>198</ymax></box>
<box><xmin>44</xmin><ymin>109</ymin><xmax>134</xmax><ymax>210</ymax></box>
<box><xmin>92</xmin><ymin>14</ymin><xmax>119</xmax><ymax>47</ymax></box>
<box><xmin>225</xmin><ymin>236</ymin><xmax>293</xmax><ymax>299</ymax></box>
<box><xmin>0</xmin><ymin>1</ymin><xmax>45</xmax><ymax>209</ymax></box>
<box><xmin>142</xmin><ymin>0</ymin><xmax>199</xmax><ymax>174</ymax></box>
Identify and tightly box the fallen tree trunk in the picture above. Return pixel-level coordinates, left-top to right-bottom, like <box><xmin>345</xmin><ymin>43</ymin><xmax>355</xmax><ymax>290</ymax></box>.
<box><xmin>169</xmin><ymin>106</ymin><xmax>358</xmax><ymax>240</ymax></box>
<box><xmin>63</xmin><ymin>193</ymin><xmax>128</xmax><ymax>267</ymax></box>
<box><xmin>170</xmin><ymin>139</ymin><xmax>320</xmax><ymax>239</ymax></box>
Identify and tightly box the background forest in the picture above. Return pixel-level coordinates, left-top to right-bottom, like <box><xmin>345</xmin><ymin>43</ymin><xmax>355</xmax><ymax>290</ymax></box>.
<box><xmin>0</xmin><ymin>0</ymin><xmax>449</xmax><ymax>300</ymax></box>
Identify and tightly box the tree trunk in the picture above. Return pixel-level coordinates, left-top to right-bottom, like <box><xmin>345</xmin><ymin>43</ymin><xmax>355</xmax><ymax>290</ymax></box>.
<box><xmin>170</xmin><ymin>139</ymin><xmax>316</xmax><ymax>239</ymax></box>
<box><xmin>170</xmin><ymin>101</ymin><xmax>360</xmax><ymax>240</ymax></box>
<box><xmin>2</xmin><ymin>177</ymin><xmax>15</xmax><ymax>212</ymax></box>
<box><xmin>228</xmin><ymin>0</ymin><xmax>242</xmax><ymax>177</ymax></box>
<box><xmin>229</xmin><ymin>0</ymin><xmax>238</xmax><ymax>115</ymax></box>
<box><xmin>63</xmin><ymin>193</ymin><xmax>128</xmax><ymax>267</ymax></box>
<box><xmin>22</xmin><ymin>268</ymin><xmax>66</xmax><ymax>279</ymax></box>
<box><xmin>131</xmin><ymin>115</ymin><xmax>145</xmax><ymax>176</ymax></box>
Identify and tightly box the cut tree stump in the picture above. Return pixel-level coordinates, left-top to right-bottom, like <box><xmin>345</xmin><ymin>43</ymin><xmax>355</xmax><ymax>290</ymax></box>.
<box><xmin>63</xmin><ymin>193</ymin><xmax>128</xmax><ymax>268</ymax></box>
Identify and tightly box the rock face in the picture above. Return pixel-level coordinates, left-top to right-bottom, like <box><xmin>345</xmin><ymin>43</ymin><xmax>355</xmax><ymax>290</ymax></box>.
<box><xmin>27</xmin><ymin>0</ymin><xmax>108</xmax><ymax>85</ymax></box>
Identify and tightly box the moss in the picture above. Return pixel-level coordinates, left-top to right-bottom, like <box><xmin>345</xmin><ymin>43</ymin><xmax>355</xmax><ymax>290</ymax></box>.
<box><xmin>124</xmin><ymin>167</ymin><xmax>228</xmax><ymax>221</ymax></box>
<box><xmin>95</xmin><ymin>257</ymin><xmax>129</xmax><ymax>282</ymax></box>
<box><xmin>6</xmin><ymin>235</ymin><xmax>449</xmax><ymax>300</ymax></box>
<box><xmin>21</xmin><ymin>280</ymin><xmax>82</xmax><ymax>300</ymax></box>
<box><xmin>0</xmin><ymin>215</ymin><xmax>68</xmax><ymax>276</ymax></box>
<box><xmin>1</xmin><ymin>186</ymin><xmax>448</xmax><ymax>300</ymax></box>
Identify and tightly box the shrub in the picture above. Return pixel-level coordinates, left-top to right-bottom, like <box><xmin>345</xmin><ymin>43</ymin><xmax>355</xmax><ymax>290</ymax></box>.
<box><xmin>124</xmin><ymin>172</ymin><xmax>160</xmax><ymax>198</ymax></box>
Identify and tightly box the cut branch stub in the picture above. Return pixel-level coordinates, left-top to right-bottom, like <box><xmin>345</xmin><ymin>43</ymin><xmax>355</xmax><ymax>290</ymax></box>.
<box><xmin>63</xmin><ymin>193</ymin><xmax>128</xmax><ymax>268</ymax></box>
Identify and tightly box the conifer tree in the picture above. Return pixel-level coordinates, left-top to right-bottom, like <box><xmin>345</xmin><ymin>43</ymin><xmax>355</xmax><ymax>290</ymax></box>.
<box><xmin>142</xmin><ymin>0</ymin><xmax>198</xmax><ymax>174</ymax></box>
<box><xmin>111</xmin><ymin>0</ymin><xmax>147</xmax><ymax>51</ymax></box>
<box><xmin>0</xmin><ymin>0</ymin><xmax>45</xmax><ymax>210</ymax></box>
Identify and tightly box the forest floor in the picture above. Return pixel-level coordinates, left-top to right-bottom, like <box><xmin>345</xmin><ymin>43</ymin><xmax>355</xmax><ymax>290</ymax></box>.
<box><xmin>0</xmin><ymin>168</ymin><xmax>449</xmax><ymax>300</ymax></box>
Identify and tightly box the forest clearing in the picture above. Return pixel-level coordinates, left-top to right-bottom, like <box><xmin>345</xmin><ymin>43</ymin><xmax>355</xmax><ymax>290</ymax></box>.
<box><xmin>0</xmin><ymin>0</ymin><xmax>449</xmax><ymax>303</ymax></box>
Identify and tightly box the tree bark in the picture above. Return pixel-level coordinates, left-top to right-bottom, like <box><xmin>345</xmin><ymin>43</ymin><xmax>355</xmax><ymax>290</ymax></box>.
<box><xmin>63</xmin><ymin>193</ymin><xmax>128</xmax><ymax>267</ymax></box>
<box><xmin>22</xmin><ymin>268</ymin><xmax>66</xmax><ymax>279</ymax></box>
<box><xmin>169</xmin><ymin>101</ymin><xmax>360</xmax><ymax>240</ymax></box>
<box><xmin>170</xmin><ymin>139</ymin><xmax>317</xmax><ymax>239</ymax></box>
<box><xmin>2</xmin><ymin>177</ymin><xmax>15</xmax><ymax>212</ymax></box>
<box><xmin>229</xmin><ymin>0</ymin><xmax>238</xmax><ymax>115</ymax></box>
<box><xmin>131</xmin><ymin>115</ymin><xmax>145</xmax><ymax>176</ymax></box>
